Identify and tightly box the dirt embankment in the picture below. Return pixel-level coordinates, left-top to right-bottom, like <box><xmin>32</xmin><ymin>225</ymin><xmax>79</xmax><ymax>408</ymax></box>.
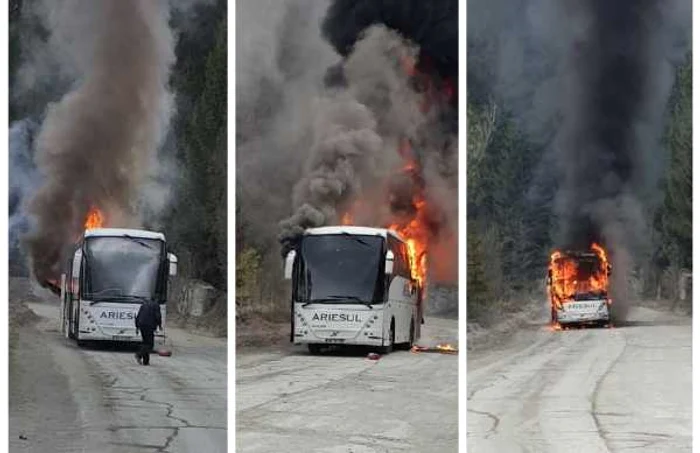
<box><xmin>167</xmin><ymin>277</ymin><xmax>228</xmax><ymax>338</ymax></box>
<box><xmin>236</xmin><ymin>313</ymin><xmax>289</xmax><ymax>351</ymax></box>
<box><xmin>9</xmin><ymin>277</ymin><xmax>42</xmax><ymax>331</ymax></box>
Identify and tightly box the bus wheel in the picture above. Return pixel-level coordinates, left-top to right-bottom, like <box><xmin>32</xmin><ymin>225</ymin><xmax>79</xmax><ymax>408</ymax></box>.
<box><xmin>381</xmin><ymin>321</ymin><xmax>395</xmax><ymax>354</ymax></box>
<box><xmin>76</xmin><ymin>340</ymin><xmax>87</xmax><ymax>348</ymax></box>
<box><xmin>308</xmin><ymin>344</ymin><xmax>322</xmax><ymax>355</ymax></box>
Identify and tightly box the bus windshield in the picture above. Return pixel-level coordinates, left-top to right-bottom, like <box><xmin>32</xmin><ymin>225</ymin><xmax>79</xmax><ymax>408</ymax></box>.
<box><xmin>296</xmin><ymin>234</ymin><xmax>384</xmax><ymax>304</ymax></box>
<box><xmin>83</xmin><ymin>236</ymin><xmax>164</xmax><ymax>302</ymax></box>
<box><xmin>552</xmin><ymin>255</ymin><xmax>607</xmax><ymax>300</ymax></box>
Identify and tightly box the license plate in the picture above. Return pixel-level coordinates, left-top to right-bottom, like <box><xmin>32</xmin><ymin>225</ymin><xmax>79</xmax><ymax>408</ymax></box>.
<box><xmin>112</xmin><ymin>335</ymin><xmax>132</xmax><ymax>341</ymax></box>
<box><xmin>324</xmin><ymin>338</ymin><xmax>345</xmax><ymax>343</ymax></box>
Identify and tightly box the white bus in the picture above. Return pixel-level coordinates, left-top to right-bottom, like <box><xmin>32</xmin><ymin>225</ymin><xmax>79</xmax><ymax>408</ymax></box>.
<box><xmin>284</xmin><ymin>226</ymin><xmax>423</xmax><ymax>354</ymax></box>
<box><xmin>60</xmin><ymin>228</ymin><xmax>178</xmax><ymax>346</ymax></box>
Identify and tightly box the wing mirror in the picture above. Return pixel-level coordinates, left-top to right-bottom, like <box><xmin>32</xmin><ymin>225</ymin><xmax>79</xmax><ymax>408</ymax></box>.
<box><xmin>284</xmin><ymin>250</ymin><xmax>296</xmax><ymax>280</ymax></box>
<box><xmin>168</xmin><ymin>253</ymin><xmax>178</xmax><ymax>277</ymax></box>
<box><xmin>385</xmin><ymin>250</ymin><xmax>395</xmax><ymax>275</ymax></box>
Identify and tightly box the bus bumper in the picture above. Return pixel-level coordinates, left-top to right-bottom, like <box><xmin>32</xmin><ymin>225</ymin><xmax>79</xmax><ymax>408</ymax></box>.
<box><xmin>293</xmin><ymin>333</ymin><xmax>384</xmax><ymax>348</ymax></box>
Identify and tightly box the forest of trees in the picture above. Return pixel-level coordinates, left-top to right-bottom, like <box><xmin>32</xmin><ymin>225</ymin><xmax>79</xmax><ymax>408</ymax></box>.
<box><xmin>467</xmin><ymin>52</ymin><xmax>692</xmax><ymax>324</ymax></box>
<box><xmin>9</xmin><ymin>0</ymin><xmax>228</xmax><ymax>309</ymax></box>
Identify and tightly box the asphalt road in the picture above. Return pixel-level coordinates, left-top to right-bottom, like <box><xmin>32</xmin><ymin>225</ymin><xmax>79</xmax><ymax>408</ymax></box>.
<box><xmin>9</xmin><ymin>302</ymin><xmax>227</xmax><ymax>453</ymax></box>
<box><xmin>236</xmin><ymin>316</ymin><xmax>459</xmax><ymax>453</ymax></box>
<box><xmin>467</xmin><ymin>306</ymin><xmax>691</xmax><ymax>453</ymax></box>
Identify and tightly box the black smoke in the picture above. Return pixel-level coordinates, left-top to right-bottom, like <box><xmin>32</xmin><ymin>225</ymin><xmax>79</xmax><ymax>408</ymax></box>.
<box><xmin>322</xmin><ymin>0</ymin><xmax>458</xmax><ymax>117</ymax></box>
<box><xmin>555</xmin><ymin>0</ymin><xmax>657</xmax><ymax>251</ymax></box>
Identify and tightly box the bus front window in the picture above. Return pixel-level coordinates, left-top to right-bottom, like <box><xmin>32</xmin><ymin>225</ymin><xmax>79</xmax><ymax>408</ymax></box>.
<box><xmin>83</xmin><ymin>236</ymin><xmax>164</xmax><ymax>302</ymax></box>
<box><xmin>297</xmin><ymin>234</ymin><xmax>384</xmax><ymax>304</ymax></box>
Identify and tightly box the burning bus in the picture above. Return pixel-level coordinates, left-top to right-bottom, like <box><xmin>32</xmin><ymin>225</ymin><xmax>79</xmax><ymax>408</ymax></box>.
<box><xmin>52</xmin><ymin>207</ymin><xmax>178</xmax><ymax>346</ymax></box>
<box><xmin>284</xmin><ymin>226</ymin><xmax>423</xmax><ymax>354</ymax></box>
<box><xmin>547</xmin><ymin>243</ymin><xmax>612</xmax><ymax>327</ymax></box>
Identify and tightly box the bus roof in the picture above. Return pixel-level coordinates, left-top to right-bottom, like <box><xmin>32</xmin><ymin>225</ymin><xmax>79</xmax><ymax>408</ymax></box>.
<box><xmin>83</xmin><ymin>228</ymin><xmax>165</xmax><ymax>241</ymax></box>
<box><xmin>304</xmin><ymin>225</ymin><xmax>404</xmax><ymax>242</ymax></box>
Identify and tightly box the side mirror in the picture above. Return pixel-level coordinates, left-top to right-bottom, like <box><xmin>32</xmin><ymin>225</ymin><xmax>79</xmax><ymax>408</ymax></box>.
<box><xmin>385</xmin><ymin>250</ymin><xmax>395</xmax><ymax>275</ymax></box>
<box><xmin>284</xmin><ymin>250</ymin><xmax>296</xmax><ymax>280</ymax></box>
<box><xmin>168</xmin><ymin>253</ymin><xmax>178</xmax><ymax>277</ymax></box>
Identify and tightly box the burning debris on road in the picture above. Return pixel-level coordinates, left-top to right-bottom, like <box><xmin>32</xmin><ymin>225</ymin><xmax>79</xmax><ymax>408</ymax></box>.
<box><xmin>411</xmin><ymin>343</ymin><xmax>458</xmax><ymax>355</ymax></box>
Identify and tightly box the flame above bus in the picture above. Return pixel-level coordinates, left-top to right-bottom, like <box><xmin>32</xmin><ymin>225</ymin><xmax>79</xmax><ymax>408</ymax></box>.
<box><xmin>84</xmin><ymin>206</ymin><xmax>104</xmax><ymax>230</ymax></box>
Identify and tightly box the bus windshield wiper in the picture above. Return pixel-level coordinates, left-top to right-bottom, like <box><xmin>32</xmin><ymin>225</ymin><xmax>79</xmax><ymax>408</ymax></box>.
<box><xmin>122</xmin><ymin>234</ymin><xmax>155</xmax><ymax>249</ymax></box>
<box><xmin>89</xmin><ymin>295</ymin><xmax>150</xmax><ymax>304</ymax></box>
<box><xmin>310</xmin><ymin>295</ymin><xmax>374</xmax><ymax>309</ymax></box>
<box><xmin>301</xmin><ymin>299</ymin><xmax>329</xmax><ymax>307</ymax></box>
<box><xmin>340</xmin><ymin>232</ymin><xmax>370</xmax><ymax>247</ymax></box>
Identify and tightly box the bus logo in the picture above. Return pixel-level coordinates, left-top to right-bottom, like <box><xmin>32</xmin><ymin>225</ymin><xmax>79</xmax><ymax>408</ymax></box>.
<box><xmin>311</xmin><ymin>313</ymin><xmax>362</xmax><ymax>322</ymax></box>
<box><xmin>99</xmin><ymin>311</ymin><xmax>136</xmax><ymax>320</ymax></box>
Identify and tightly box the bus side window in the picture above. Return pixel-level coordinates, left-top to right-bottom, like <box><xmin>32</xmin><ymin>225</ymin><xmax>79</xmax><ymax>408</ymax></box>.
<box><xmin>388</xmin><ymin>237</ymin><xmax>411</xmax><ymax>280</ymax></box>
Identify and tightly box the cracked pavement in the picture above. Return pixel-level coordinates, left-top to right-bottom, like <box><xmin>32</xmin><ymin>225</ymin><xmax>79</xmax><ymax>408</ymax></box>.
<box><xmin>236</xmin><ymin>317</ymin><xmax>458</xmax><ymax>453</ymax></box>
<box><xmin>467</xmin><ymin>306</ymin><xmax>691</xmax><ymax>452</ymax></box>
<box><xmin>10</xmin><ymin>301</ymin><xmax>226</xmax><ymax>453</ymax></box>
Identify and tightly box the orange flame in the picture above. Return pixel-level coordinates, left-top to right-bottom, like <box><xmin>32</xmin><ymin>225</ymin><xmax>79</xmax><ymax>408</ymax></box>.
<box><xmin>548</xmin><ymin>243</ymin><xmax>611</xmax><ymax>312</ymax></box>
<box><xmin>410</xmin><ymin>343</ymin><xmax>458</xmax><ymax>354</ymax></box>
<box><xmin>389</xmin><ymin>217</ymin><xmax>428</xmax><ymax>290</ymax></box>
<box><xmin>337</xmin><ymin>51</ymin><xmax>448</xmax><ymax>297</ymax></box>
<box><xmin>84</xmin><ymin>206</ymin><xmax>104</xmax><ymax>230</ymax></box>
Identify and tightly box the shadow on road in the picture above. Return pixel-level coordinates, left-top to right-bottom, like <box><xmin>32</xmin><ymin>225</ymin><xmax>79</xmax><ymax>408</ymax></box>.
<box><xmin>614</xmin><ymin>319</ymin><xmax>691</xmax><ymax>328</ymax></box>
<box><xmin>547</xmin><ymin>318</ymin><xmax>690</xmax><ymax>331</ymax></box>
<box><xmin>290</xmin><ymin>344</ymin><xmax>412</xmax><ymax>358</ymax></box>
<box><xmin>77</xmin><ymin>340</ymin><xmax>142</xmax><ymax>353</ymax></box>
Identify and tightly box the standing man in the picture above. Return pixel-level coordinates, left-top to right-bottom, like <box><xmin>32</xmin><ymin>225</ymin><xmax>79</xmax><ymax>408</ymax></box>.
<box><xmin>135</xmin><ymin>299</ymin><xmax>162</xmax><ymax>365</ymax></box>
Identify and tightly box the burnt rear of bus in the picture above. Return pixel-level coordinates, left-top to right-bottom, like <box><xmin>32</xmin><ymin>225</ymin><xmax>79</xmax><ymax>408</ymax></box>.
<box><xmin>547</xmin><ymin>244</ymin><xmax>612</xmax><ymax>327</ymax></box>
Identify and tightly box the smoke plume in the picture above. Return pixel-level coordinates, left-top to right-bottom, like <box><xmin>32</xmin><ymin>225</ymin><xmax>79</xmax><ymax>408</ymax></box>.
<box><xmin>19</xmin><ymin>0</ymin><xmax>176</xmax><ymax>285</ymax></box>
<box><xmin>469</xmin><ymin>0</ymin><xmax>690</xmax><ymax>313</ymax></box>
<box><xmin>553</xmin><ymin>0</ymin><xmax>690</xmax><ymax>316</ymax></box>
<box><xmin>280</xmin><ymin>2</ymin><xmax>458</xmax><ymax>283</ymax></box>
<box><xmin>237</xmin><ymin>0</ymin><xmax>458</xmax><ymax>308</ymax></box>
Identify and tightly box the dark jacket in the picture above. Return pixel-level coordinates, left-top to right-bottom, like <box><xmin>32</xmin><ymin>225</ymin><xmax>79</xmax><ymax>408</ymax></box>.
<box><xmin>135</xmin><ymin>300</ymin><xmax>162</xmax><ymax>332</ymax></box>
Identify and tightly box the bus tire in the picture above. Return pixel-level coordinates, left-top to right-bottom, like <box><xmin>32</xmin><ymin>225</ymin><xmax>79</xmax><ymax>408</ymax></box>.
<box><xmin>308</xmin><ymin>344</ymin><xmax>322</xmax><ymax>355</ymax></box>
<box><xmin>381</xmin><ymin>320</ymin><xmax>395</xmax><ymax>354</ymax></box>
<box><xmin>76</xmin><ymin>340</ymin><xmax>87</xmax><ymax>348</ymax></box>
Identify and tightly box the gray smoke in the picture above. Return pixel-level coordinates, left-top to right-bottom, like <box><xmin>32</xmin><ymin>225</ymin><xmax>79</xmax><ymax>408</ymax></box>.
<box><xmin>278</xmin><ymin>27</ymin><xmax>427</xmax><ymax>251</ymax></box>
<box><xmin>237</xmin><ymin>1</ymin><xmax>457</xmax><ymax>287</ymax></box>
<box><xmin>19</xmin><ymin>0</ymin><xmax>177</xmax><ymax>285</ymax></box>
<box><xmin>9</xmin><ymin>119</ymin><xmax>41</xmax><ymax>273</ymax></box>
<box><xmin>469</xmin><ymin>0</ymin><xmax>691</xmax><ymax>313</ymax></box>
<box><xmin>236</xmin><ymin>0</ymin><xmax>337</xmax><ymax>253</ymax></box>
